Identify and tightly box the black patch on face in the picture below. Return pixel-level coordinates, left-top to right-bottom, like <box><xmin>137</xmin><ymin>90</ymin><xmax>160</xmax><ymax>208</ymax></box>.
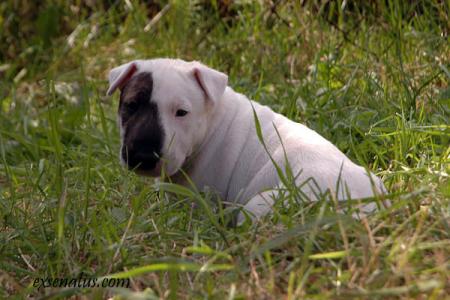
<box><xmin>119</xmin><ymin>72</ymin><xmax>164</xmax><ymax>171</ymax></box>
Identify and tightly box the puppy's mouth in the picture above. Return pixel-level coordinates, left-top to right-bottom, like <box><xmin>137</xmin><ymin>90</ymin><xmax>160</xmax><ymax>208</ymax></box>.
<box><xmin>133</xmin><ymin>161</ymin><xmax>163</xmax><ymax>177</ymax></box>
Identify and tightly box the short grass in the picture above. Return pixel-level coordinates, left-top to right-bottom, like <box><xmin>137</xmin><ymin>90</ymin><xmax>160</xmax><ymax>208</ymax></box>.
<box><xmin>0</xmin><ymin>1</ymin><xmax>449</xmax><ymax>299</ymax></box>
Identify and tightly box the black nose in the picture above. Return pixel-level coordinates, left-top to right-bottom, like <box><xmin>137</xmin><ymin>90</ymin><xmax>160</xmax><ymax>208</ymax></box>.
<box><xmin>122</xmin><ymin>142</ymin><xmax>160</xmax><ymax>170</ymax></box>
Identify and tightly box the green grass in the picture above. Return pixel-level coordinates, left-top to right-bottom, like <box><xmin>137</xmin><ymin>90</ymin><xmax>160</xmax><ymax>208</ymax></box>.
<box><xmin>1</xmin><ymin>1</ymin><xmax>449</xmax><ymax>299</ymax></box>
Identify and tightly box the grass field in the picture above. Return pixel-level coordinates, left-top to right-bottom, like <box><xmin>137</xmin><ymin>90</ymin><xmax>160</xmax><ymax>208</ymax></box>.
<box><xmin>0</xmin><ymin>1</ymin><xmax>449</xmax><ymax>299</ymax></box>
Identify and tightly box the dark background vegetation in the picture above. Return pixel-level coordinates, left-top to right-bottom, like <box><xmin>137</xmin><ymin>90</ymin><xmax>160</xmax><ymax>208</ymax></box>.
<box><xmin>1</xmin><ymin>1</ymin><xmax>448</xmax><ymax>81</ymax></box>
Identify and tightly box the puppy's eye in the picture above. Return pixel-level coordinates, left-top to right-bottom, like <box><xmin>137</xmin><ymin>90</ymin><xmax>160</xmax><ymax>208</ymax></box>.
<box><xmin>125</xmin><ymin>102</ymin><xmax>139</xmax><ymax>114</ymax></box>
<box><xmin>175</xmin><ymin>109</ymin><xmax>189</xmax><ymax>117</ymax></box>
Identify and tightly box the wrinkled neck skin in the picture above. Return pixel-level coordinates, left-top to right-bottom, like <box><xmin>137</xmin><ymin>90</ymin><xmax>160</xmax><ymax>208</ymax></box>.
<box><xmin>169</xmin><ymin>87</ymin><xmax>276</xmax><ymax>204</ymax></box>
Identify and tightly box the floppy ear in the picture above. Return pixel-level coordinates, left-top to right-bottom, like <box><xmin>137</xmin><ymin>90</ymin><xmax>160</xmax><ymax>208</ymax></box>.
<box><xmin>107</xmin><ymin>61</ymin><xmax>138</xmax><ymax>96</ymax></box>
<box><xmin>191</xmin><ymin>63</ymin><xmax>228</xmax><ymax>103</ymax></box>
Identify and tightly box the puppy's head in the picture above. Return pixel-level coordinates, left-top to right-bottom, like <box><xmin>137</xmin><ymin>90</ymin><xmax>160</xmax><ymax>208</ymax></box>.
<box><xmin>107</xmin><ymin>59</ymin><xmax>228</xmax><ymax>176</ymax></box>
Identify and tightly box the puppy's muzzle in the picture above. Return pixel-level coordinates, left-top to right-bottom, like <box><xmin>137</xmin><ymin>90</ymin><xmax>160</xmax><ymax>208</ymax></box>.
<box><xmin>122</xmin><ymin>140</ymin><xmax>161</xmax><ymax>171</ymax></box>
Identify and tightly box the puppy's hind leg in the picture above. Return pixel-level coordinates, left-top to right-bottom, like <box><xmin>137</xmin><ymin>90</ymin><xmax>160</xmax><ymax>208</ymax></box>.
<box><xmin>237</xmin><ymin>190</ymin><xmax>278</xmax><ymax>225</ymax></box>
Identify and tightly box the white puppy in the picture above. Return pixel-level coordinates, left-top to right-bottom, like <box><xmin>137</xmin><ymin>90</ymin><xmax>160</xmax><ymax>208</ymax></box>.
<box><xmin>107</xmin><ymin>58</ymin><xmax>386</xmax><ymax>224</ymax></box>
